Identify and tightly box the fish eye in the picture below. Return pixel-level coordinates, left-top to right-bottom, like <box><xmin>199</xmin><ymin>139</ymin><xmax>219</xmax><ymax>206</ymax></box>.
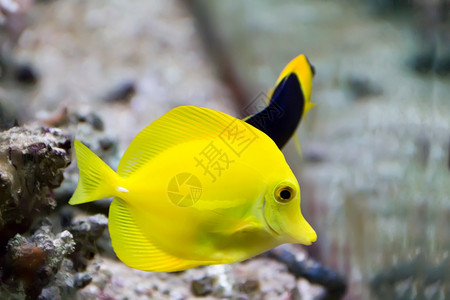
<box><xmin>275</xmin><ymin>185</ymin><xmax>295</xmax><ymax>203</ymax></box>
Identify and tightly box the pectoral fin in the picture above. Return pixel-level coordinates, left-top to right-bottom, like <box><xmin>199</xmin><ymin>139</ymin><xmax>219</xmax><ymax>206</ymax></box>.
<box><xmin>206</xmin><ymin>214</ymin><xmax>262</xmax><ymax>235</ymax></box>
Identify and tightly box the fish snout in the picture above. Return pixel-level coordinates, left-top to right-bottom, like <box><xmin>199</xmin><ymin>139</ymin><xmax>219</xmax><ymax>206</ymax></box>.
<box><xmin>285</xmin><ymin>215</ymin><xmax>317</xmax><ymax>245</ymax></box>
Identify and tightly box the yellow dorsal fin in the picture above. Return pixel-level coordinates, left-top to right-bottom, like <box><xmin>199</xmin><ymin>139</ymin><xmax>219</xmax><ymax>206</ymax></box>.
<box><xmin>109</xmin><ymin>197</ymin><xmax>201</xmax><ymax>272</ymax></box>
<box><xmin>117</xmin><ymin>106</ymin><xmax>244</xmax><ymax>177</ymax></box>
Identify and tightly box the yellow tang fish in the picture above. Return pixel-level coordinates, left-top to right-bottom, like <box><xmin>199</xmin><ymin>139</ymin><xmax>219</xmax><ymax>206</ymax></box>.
<box><xmin>69</xmin><ymin>70</ymin><xmax>317</xmax><ymax>275</ymax></box>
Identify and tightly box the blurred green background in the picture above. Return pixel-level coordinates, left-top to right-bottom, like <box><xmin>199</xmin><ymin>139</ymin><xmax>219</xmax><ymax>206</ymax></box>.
<box><xmin>198</xmin><ymin>2</ymin><xmax>450</xmax><ymax>298</ymax></box>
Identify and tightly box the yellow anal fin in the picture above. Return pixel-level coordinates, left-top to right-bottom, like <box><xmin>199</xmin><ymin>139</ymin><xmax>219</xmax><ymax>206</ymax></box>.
<box><xmin>303</xmin><ymin>101</ymin><xmax>315</xmax><ymax>119</ymax></box>
<box><xmin>109</xmin><ymin>197</ymin><xmax>200</xmax><ymax>272</ymax></box>
<box><xmin>293</xmin><ymin>133</ymin><xmax>303</xmax><ymax>158</ymax></box>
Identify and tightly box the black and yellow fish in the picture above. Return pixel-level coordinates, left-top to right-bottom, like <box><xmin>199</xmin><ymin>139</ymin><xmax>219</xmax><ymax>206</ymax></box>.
<box><xmin>245</xmin><ymin>54</ymin><xmax>315</xmax><ymax>149</ymax></box>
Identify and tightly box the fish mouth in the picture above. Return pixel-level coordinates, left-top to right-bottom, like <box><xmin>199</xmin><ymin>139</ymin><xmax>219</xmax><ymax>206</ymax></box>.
<box><xmin>288</xmin><ymin>217</ymin><xmax>317</xmax><ymax>245</ymax></box>
<box><xmin>262</xmin><ymin>197</ymin><xmax>279</xmax><ymax>236</ymax></box>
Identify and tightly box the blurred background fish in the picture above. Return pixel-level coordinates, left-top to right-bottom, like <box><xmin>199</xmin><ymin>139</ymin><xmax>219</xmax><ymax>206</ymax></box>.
<box><xmin>245</xmin><ymin>53</ymin><xmax>315</xmax><ymax>150</ymax></box>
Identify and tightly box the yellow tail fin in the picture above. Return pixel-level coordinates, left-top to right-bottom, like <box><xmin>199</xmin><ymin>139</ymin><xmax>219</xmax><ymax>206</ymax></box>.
<box><xmin>69</xmin><ymin>140</ymin><xmax>119</xmax><ymax>205</ymax></box>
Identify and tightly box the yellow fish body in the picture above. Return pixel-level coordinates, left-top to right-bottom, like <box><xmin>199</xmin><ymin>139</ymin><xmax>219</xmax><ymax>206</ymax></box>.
<box><xmin>69</xmin><ymin>65</ymin><xmax>317</xmax><ymax>274</ymax></box>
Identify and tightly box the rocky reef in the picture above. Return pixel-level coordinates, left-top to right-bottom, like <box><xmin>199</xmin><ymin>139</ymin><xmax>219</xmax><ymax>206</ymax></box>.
<box><xmin>0</xmin><ymin>126</ymin><xmax>109</xmax><ymax>299</ymax></box>
<box><xmin>0</xmin><ymin>127</ymin><xmax>71</xmax><ymax>246</ymax></box>
<box><xmin>3</xmin><ymin>220</ymin><xmax>75</xmax><ymax>298</ymax></box>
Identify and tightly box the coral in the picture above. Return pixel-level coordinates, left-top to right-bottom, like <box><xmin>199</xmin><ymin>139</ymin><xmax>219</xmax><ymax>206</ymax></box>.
<box><xmin>3</xmin><ymin>219</ymin><xmax>75</xmax><ymax>298</ymax></box>
<box><xmin>69</xmin><ymin>214</ymin><xmax>109</xmax><ymax>271</ymax></box>
<box><xmin>0</xmin><ymin>126</ymin><xmax>109</xmax><ymax>299</ymax></box>
<box><xmin>0</xmin><ymin>126</ymin><xmax>71</xmax><ymax>247</ymax></box>
<box><xmin>1</xmin><ymin>214</ymin><xmax>109</xmax><ymax>299</ymax></box>
<box><xmin>0</xmin><ymin>214</ymin><xmax>109</xmax><ymax>299</ymax></box>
